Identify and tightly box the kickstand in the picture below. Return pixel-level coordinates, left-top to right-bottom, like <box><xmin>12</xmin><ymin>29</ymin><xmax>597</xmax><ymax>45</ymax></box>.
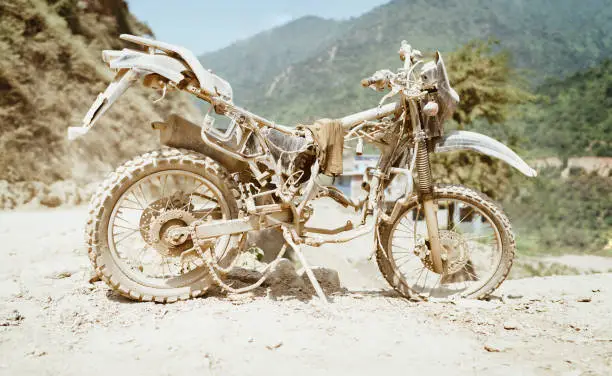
<box><xmin>282</xmin><ymin>227</ymin><xmax>329</xmax><ymax>305</ymax></box>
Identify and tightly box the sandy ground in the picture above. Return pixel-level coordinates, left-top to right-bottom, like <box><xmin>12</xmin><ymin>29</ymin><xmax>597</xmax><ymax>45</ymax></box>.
<box><xmin>1</xmin><ymin>206</ymin><xmax>611</xmax><ymax>376</ymax></box>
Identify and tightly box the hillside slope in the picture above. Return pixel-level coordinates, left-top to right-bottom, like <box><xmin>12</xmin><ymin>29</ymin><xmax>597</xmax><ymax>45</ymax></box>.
<box><xmin>0</xmin><ymin>0</ymin><xmax>196</xmax><ymax>184</ymax></box>
<box><xmin>200</xmin><ymin>16</ymin><xmax>346</xmax><ymax>105</ymax></box>
<box><xmin>201</xmin><ymin>0</ymin><xmax>612</xmax><ymax>123</ymax></box>
<box><xmin>525</xmin><ymin>60</ymin><xmax>612</xmax><ymax>157</ymax></box>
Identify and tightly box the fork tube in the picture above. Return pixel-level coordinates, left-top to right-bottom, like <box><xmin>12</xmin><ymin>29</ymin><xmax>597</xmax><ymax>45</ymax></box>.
<box><xmin>413</xmin><ymin>126</ymin><xmax>444</xmax><ymax>274</ymax></box>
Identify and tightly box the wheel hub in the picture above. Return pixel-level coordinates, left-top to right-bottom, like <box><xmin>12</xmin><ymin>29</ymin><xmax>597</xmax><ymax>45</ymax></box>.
<box><xmin>146</xmin><ymin>209</ymin><xmax>197</xmax><ymax>257</ymax></box>
<box><xmin>139</xmin><ymin>194</ymin><xmax>192</xmax><ymax>244</ymax></box>
<box><xmin>415</xmin><ymin>230</ymin><xmax>470</xmax><ymax>274</ymax></box>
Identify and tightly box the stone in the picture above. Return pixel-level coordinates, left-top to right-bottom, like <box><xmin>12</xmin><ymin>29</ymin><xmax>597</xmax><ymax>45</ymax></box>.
<box><xmin>227</xmin><ymin>267</ymin><xmax>264</xmax><ymax>285</ymax></box>
<box><xmin>266</xmin><ymin>341</ymin><xmax>283</xmax><ymax>350</ymax></box>
<box><xmin>484</xmin><ymin>341</ymin><xmax>511</xmax><ymax>352</ymax></box>
<box><xmin>0</xmin><ymin>310</ymin><xmax>25</xmax><ymax>327</ymax></box>
<box><xmin>40</xmin><ymin>195</ymin><xmax>62</xmax><ymax>208</ymax></box>
<box><xmin>507</xmin><ymin>293</ymin><xmax>523</xmax><ymax>299</ymax></box>
<box><xmin>301</xmin><ymin>267</ymin><xmax>342</xmax><ymax>293</ymax></box>
<box><xmin>577</xmin><ymin>296</ymin><xmax>592</xmax><ymax>303</ymax></box>
<box><xmin>47</xmin><ymin>269</ymin><xmax>76</xmax><ymax>280</ymax></box>
<box><xmin>265</xmin><ymin>259</ymin><xmax>303</xmax><ymax>288</ymax></box>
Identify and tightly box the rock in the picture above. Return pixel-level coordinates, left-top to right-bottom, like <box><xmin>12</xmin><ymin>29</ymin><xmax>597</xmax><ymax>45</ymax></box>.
<box><xmin>484</xmin><ymin>341</ymin><xmax>510</xmax><ymax>352</ymax></box>
<box><xmin>265</xmin><ymin>341</ymin><xmax>283</xmax><ymax>350</ymax></box>
<box><xmin>577</xmin><ymin>296</ymin><xmax>592</xmax><ymax>303</ymax></box>
<box><xmin>227</xmin><ymin>267</ymin><xmax>264</xmax><ymax>285</ymax></box>
<box><xmin>569</xmin><ymin>323</ymin><xmax>582</xmax><ymax>331</ymax></box>
<box><xmin>265</xmin><ymin>259</ymin><xmax>303</xmax><ymax>288</ymax></box>
<box><xmin>47</xmin><ymin>270</ymin><xmax>75</xmax><ymax>279</ymax></box>
<box><xmin>301</xmin><ymin>267</ymin><xmax>342</xmax><ymax>293</ymax></box>
<box><xmin>26</xmin><ymin>350</ymin><xmax>47</xmax><ymax>357</ymax></box>
<box><xmin>503</xmin><ymin>321</ymin><xmax>519</xmax><ymax>330</ymax></box>
<box><xmin>0</xmin><ymin>309</ymin><xmax>25</xmax><ymax>327</ymax></box>
<box><xmin>40</xmin><ymin>195</ymin><xmax>62</xmax><ymax>208</ymax></box>
<box><xmin>507</xmin><ymin>293</ymin><xmax>523</xmax><ymax>299</ymax></box>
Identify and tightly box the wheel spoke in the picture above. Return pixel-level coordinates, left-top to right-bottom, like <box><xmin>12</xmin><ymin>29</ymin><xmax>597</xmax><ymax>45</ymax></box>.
<box><xmin>113</xmin><ymin>224</ymin><xmax>139</xmax><ymax>232</ymax></box>
<box><xmin>138</xmin><ymin>184</ymin><xmax>149</xmax><ymax>207</ymax></box>
<box><xmin>391</xmin><ymin>243</ymin><xmax>413</xmax><ymax>251</ymax></box>
<box><xmin>114</xmin><ymin>228</ymin><xmax>140</xmax><ymax>245</ymax></box>
<box><xmin>428</xmin><ymin>274</ymin><xmax>442</xmax><ymax>296</ymax></box>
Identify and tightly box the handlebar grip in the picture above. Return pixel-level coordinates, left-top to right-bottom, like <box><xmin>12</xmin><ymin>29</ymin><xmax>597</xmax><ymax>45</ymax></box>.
<box><xmin>361</xmin><ymin>78</ymin><xmax>373</xmax><ymax>87</ymax></box>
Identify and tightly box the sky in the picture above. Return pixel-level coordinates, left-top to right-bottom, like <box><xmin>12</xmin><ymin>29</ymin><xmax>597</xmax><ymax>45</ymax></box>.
<box><xmin>127</xmin><ymin>0</ymin><xmax>390</xmax><ymax>55</ymax></box>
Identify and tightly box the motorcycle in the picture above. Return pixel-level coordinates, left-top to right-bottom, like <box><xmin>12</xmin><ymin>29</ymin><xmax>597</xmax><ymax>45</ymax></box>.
<box><xmin>69</xmin><ymin>35</ymin><xmax>537</xmax><ymax>303</ymax></box>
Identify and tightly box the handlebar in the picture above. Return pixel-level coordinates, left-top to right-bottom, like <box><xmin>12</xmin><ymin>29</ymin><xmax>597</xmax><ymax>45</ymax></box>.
<box><xmin>361</xmin><ymin>78</ymin><xmax>375</xmax><ymax>87</ymax></box>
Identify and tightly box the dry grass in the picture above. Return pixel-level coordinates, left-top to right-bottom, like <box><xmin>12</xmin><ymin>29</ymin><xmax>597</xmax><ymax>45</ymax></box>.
<box><xmin>0</xmin><ymin>0</ymin><xmax>197</xmax><ymax>185</ymax></box>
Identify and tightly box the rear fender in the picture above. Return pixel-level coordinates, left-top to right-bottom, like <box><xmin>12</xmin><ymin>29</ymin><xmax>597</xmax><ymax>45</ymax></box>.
<box><xmin>67</xmin><ymin>49</ymin><xmax>188</xmax><ymax>140</ymax></box>
<box><xmin>434</xmin><ymin>130</ymin><xmax>537</xmax><ymax>177</ymax></box>
<box><xmin>120</xmin><ymin>34</ymin><xmax>233</xmax><ymax>101</ymax></box>
<box><xmin>107</xmin><ymin>49</ymin><xmax>187</xmax><ymax>83</ymax></box>
<box><xmin>67</xmin><ymin>68</ymin><xmax>140</xmax><ymax>140</ymax></box>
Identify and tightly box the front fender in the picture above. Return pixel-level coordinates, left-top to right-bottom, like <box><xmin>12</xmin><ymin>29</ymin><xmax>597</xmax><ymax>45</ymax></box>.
<box><xmin>434</xmin><ymin>130</ymin><xmax>537</xmax><ymax>177</ymax></box>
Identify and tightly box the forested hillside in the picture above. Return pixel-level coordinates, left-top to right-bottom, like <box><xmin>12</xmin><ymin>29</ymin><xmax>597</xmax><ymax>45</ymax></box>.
<box><xmin>524</xmin><ymin>61</ymin><xmax>612</xmax><ymax>157</ymax></box>
<box><xmin>200</xmin><ymin>0</ymin><xmax>612</xmax><ymax>256</ymax></box>
<box><xmin>201</xmin><ymin>0</ymin><xmax>612</xmax><ymax>124</ymax></box>
<box><xmin>200</xmin><ymin>16</ymin><xmax>347</xmax><ymax>107</ymax></box>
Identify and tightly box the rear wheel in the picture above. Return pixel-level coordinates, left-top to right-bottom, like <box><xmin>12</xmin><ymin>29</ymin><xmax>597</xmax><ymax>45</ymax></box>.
<box><xmin>376</xmin><ymin>185</ymin><xmax>515</xmax><ymax>299</ymax></box>
<box><xmin>86</xmin><ymin>148</ymin><xmax>240</xmax><ymax>302</ymax></box>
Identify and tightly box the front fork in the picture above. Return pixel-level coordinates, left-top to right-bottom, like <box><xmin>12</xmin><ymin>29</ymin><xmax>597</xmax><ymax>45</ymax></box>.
<box><xmin>415</xmin><ymin>139</ymin><xmax>444</xmax><ymax>274</ymax></box>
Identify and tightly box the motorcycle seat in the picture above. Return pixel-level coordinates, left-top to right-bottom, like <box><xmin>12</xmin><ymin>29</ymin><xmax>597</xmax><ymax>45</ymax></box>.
<box><xmin>263</xmin><ymin>128</ymin><xmax>312</xmax><ymax>154</ymax></box>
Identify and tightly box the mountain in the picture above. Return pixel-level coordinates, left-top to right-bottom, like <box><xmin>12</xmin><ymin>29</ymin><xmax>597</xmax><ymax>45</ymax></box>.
<box><xmin>526</xmin><ymin>60</ymin><xmax>612</xmax><ymax>157</ymax></box>
<box><xmin>198</xmin><ymin>0</ymin><xmax>612</xmax><ymax>257</ymax></box>
<box><xmin>0</xmin><ymin>0</ymin><xmax>196</xmax><ymax>184</ymax></box>
<box><xmin>201</xmin><ymin>0</ymin><xmax>612</xmax><ymax>124</ymax></box>
<box><xmin>200</xmin><ymin>15</ymin><xmax>347</xmax><ymax>108</ymax></box>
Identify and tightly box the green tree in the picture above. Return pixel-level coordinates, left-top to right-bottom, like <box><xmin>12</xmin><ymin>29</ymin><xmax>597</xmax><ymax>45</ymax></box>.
<box><xmin>448</xmin><ymin>39</ymin><xmax>532</xmax><ymax>128</ymax></box>
<box><xmin>432</xmin><ymin>39</ymin><xmax>532</xmax><ymax>199</ymax></box>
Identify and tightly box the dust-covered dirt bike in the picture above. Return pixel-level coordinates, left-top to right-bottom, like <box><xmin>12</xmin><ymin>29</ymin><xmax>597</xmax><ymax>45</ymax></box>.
<box><xmin>69</xmin><ymin>35</ymin><xmax>537</xmax><ymax>303</ymax></box>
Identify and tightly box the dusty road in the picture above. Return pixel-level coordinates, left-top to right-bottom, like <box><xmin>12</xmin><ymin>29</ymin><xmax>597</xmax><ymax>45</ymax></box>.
<box><xmin>1</xmin><ymin>207</ymin><xmax>611</xmax><ymax>375</ymax></box>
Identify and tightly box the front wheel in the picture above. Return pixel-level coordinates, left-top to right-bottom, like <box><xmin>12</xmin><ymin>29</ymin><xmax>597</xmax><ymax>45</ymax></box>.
<box><xmin>376</xmin><ymin>185</ymin><xmax>515</xmax><ymax>299</ymax></box>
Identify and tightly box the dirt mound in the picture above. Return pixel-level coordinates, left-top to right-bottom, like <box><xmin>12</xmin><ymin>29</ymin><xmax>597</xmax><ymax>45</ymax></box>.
<box><xmin>0</xmin><ymin>0</ymin><xmax>197</xmax><ymax>186</ymax></box>
<box><xmin>225</xmin><ymin>256</ymin><xmax>344</xmax><ymax>300</ymax></box>
<box><xmin>2</xmin><ymin>206</ymin><xmax>612</xmax><ymax>375</ymax></box>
